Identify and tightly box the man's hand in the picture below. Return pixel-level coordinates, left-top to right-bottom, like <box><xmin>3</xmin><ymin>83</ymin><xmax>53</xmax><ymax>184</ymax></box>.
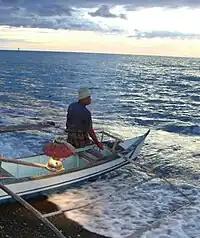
<box><xmin>89</xmin><ymin>128</ymin><xmax>104</xmax><ymax>150</ymax></box>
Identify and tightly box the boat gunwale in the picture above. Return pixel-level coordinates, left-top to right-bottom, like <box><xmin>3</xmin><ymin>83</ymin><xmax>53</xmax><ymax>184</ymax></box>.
<box><xmin>1</xmin><ymin>130</ymin><xmax>150</xmax><ymax>185</ymax></box>
<box><xmin>0</xmin><ymin>159</ymin><xmax>130</xmax><ymax>203</ymax></box>
<box><xmin>1</xmin><ymin>151</ymin><xmax>121</xmax><ymax>185</ymax></box>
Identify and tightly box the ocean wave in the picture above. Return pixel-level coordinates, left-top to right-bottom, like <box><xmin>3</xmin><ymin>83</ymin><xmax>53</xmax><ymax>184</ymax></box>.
<box><xmin>131</xmin><ymin>117</ymin><xmax>200</xmax><ymax>136</ymax></box>
<box><xmin>190</xmin><ymin>95</ymin><xmax>200</xmax><ymax>102</ymax></box>
<box><xmin>181</xmin><ymin>75</ymin><xmax>200</xmax><ymax>82</ymax></box>
<box><xmin>160</xmin><ymin>124</ymin><xmax>200</xmax><ymax>136</ymax></box>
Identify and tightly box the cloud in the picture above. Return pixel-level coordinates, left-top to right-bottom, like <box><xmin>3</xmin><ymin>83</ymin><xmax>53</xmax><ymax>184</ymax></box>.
<box><xmin>89</xmin><ymin>5</ymin><xmax>127</xmax><ymax>19</ymax></box>
<box><xmin>32</xmin><ymin>4</ymin><xmax>73</xmax><ymax>17</ymax></box>
<box><xmin>1</xmin><ymin>0</ymin><xmax>19</xmax><ymax>4</ymax></box>
<box><xmin>0</xmin><ymin>16</ymin><xmax>101</xmax><ymax>31</ymax></box>
<box><xmin>129</xmin><ymin>30</ymin><xmax>200</xmax><ymax>39</ymax></box>
<box><xmin>0</xmin><ymin>1</ymin><xmax>74</xmax><ymax>16</ymax></box>
<box><xmin>1</xmin><ymin>0</ymin><xmax>200</xmax><ymax>8</ymax></box>
<box><xmin>0</xmin><ymin>4</ymin><xmax>92</xmax><ymax>30</ymax></box>
<box><xmin>0</xmin><ymin>1</ymin><xmax>127</xmax><ymax>32</ymax></box>
<box><xmin>60</xmin><ymin>0</ymin><xmax>200</xmax><ymax>8</ymax></box>
<box><xmin>0</xmin><ymin>0</ymin><xmax>200</xmax><ymax>35</ymax></box>
<box><xmin>0</xmin><ymin>2</ymin><xmax>98</xmax><ymax>31</ymax></box>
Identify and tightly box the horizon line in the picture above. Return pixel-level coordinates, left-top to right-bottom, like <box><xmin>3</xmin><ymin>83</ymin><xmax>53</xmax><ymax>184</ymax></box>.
<box><xmin>0</xmin><ymin>48</ymin><xmax>199</xmax><ymax>59</ymax></box>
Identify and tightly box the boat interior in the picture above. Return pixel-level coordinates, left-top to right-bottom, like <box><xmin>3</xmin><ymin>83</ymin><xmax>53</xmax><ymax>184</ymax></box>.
<box><xmin>0</xmin><ymin>131</ymin><xmax>124</xmax><ymax>182</ymax></box>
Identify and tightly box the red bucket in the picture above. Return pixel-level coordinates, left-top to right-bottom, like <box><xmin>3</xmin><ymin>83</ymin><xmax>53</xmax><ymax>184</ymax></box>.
<box><xmin>43</xmin><ymin>142</ymin><xmax>73</xmax><ymax>159</ymax></box>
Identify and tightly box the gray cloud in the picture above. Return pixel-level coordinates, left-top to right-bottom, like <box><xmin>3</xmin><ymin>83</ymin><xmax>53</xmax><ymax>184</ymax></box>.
<box><xmin>0</xmin><ymin>3</ymin><xmax>81</xmax><ymax>30</ymax></box>
<box><xmin>0</xmin><ymin>4</ymin><xmax>103</xmax><ymax>31</ymax></box>
<box><xmin>89</xmin><ymin>5</ymin><xmax>127</xmax><ymax>19</ymax></box>
<box><xmin>0</xmin><ymin>1</ymin><xmax>127</xmax><ymax>31</ymax></box>
<box><xmin>1</xmin><ymin>0</ymin><xmax>20</xmax><ymax>4</ymax></box>
<box><xmin>58</xmin><ymin>0</ymin><xmax>200</xmax><ymax>8</ymax></box>
<box><xmin>0</xmin><ymin>0</ymin><xmax>200</xmax><ymax>36</ymax></box>
<box><xmin>26</xmin><ymin>3</ymin><xmax>74</xmax><ymax>17</ymax></box>
<box><xmin>129</xmin><ymin>30</ymin><xmax>200</xmax><ymax>39</ymax></box>
<box><xmin>0</xmin><ymin>1</ymin><xmax>75</xmax><ymax>16</ymax></box>
<box><xmin>1</xmin><ymin>0</ymin><xmax>200</xmax><ymax>8</ymax></box>
<box><xmin>0</xmin><ymin>14</ymin><xmax>101</xmax><ymax>31</ymax></box>
<box><xmin>32</xmin><ymin>4</ymin><xmax>73</xmax><ymax>17</ymax></box>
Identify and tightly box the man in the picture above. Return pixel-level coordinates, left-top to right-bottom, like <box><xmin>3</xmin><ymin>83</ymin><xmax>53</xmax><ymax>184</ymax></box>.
<box><xmin>66</xmin><ymin>87</ymin><xmax>103</xmax><ymax>149</ymax></box>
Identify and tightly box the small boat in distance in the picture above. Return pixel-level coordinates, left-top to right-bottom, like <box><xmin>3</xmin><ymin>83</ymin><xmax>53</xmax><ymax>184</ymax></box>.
<box><xmin>0</xmin><ymin>121</ymin><xmax>150</xmax><ymax>204</ymax></box>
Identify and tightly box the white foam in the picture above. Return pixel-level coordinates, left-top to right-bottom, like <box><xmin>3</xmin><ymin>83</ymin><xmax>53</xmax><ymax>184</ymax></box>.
<box><xmin>47</xmin><ymin>124</ymin><xmax>200</xmax><ymax>238</ymax></box>
<box><xmin>48</xmin><ymin>174</ymin><xmax>200</xmax><ymax>238</ymax></box>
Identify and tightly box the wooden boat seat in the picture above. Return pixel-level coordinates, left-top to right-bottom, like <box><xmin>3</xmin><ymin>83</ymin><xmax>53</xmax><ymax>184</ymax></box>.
<box><xmin>103</xmin><ymin>141</ymin><xmax>124</xmax><ymax>152</ymax></box>
<box><xmin>78</xmin><ymin>149</ymin><xmax>106</xmax><ymax>163</ymax></box>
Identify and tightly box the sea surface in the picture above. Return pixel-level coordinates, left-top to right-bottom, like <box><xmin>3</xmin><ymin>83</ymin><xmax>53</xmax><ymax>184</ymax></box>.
<box><xmin>0</xmin><ymin>50</ymin><xmax>200</xmax><ymax>238</ymax></box>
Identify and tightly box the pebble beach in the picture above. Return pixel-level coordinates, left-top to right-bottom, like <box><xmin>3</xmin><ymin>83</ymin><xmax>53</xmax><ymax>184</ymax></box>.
<box><xmin>0</xmin><ymin>196</ymin><xmax>108</xmax><ymax>238</ymax></box>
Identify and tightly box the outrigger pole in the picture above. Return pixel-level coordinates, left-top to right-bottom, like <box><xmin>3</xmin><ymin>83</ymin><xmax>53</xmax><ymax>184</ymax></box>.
<box><xmin>0</xmin><ymin>155</ymin><xmax>62</xmax><ymax>172</ymax></box>
<box><xmin>0</xmin><ymin>121</ymin><xmax>55</xmax><ymax>133</ymax></box>
<box><xmin>0</xmin><ymin>183</ymin><xmax>66</xmax><ymax>238</ymax></box>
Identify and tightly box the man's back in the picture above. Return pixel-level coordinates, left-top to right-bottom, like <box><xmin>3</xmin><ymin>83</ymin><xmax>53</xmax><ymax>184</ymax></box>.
<box><xmin>66</xmin><ymin>102</ymin><xmax>92</xmax><ymax>132</ymax></box>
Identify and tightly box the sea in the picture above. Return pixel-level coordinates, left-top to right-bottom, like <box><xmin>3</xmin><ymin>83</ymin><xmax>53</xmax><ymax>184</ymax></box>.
<box><xmin>0</xmin><ymin>50</ymin><xmax>200</xmax><ymax>238</ymax></box>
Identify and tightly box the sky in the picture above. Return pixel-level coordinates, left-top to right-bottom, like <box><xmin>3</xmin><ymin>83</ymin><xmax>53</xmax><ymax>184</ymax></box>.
<box><xmin>0</xmin><ymin>0</ymin><xmax>200</xmax><ymax>57</ymax></box>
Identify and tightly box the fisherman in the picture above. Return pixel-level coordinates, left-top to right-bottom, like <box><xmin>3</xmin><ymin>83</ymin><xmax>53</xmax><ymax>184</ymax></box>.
<box><xmin>66</xmin><ymin>87</ymin><xmax>103</xmax><ymax>149</ymax></box>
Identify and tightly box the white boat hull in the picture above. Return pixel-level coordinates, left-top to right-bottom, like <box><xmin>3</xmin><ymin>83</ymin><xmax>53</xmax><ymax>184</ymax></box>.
<box><xmin>0</xmin><ymin>157</ymin><xmax>128</xmax><ymax>203</ymax></box>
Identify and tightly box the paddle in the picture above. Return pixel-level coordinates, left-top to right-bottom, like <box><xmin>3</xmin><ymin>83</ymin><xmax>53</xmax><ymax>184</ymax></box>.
<box><xmin>0</xmin><ymin>121</ymin><xmax>55</xmax><ymax>133</ymax></box>
<box><xmin>0</xmin><ymin>155</ymin><xmax>61</xmax><ymax>172</ymax></box>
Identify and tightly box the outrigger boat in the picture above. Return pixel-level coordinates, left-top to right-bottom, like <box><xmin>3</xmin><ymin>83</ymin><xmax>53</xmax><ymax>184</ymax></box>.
<box><xmin>0</xmin><ymin>121</ymin><xmax>150</xmax><ymax>204</ymax></box>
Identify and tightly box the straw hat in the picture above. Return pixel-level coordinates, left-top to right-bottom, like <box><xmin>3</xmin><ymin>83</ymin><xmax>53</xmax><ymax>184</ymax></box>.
<box><xmin>78</xmin><ymin>87</ymin><xmax>91</xmax><ymax>100</ymax></box>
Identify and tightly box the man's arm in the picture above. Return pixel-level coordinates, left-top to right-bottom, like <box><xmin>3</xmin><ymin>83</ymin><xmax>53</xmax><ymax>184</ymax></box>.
<box><xmin>88</xmin><ymin>128</ymin><xmax>103</xmax><ymax>149</ymax></box>
<box><xmin>66</xmin><ymin>105</ymin><xmax>71</xmax><ymax>129</ymax></box>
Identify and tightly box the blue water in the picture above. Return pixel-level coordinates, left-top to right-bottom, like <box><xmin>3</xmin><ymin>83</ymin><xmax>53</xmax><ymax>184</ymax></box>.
<box><xmin>0</xmin><ymin>50</ymin><xmax>199</xmax><ymax>179</ymax></box>
<box><xmin>0</xmin><ymin>50</ymin><xmax>200</xmax><ymax>238</ymax></box>
<box><xmin>0</xmin><ymin>50</ymin><xmax>199</xmax><ymax>136</ymax></box>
